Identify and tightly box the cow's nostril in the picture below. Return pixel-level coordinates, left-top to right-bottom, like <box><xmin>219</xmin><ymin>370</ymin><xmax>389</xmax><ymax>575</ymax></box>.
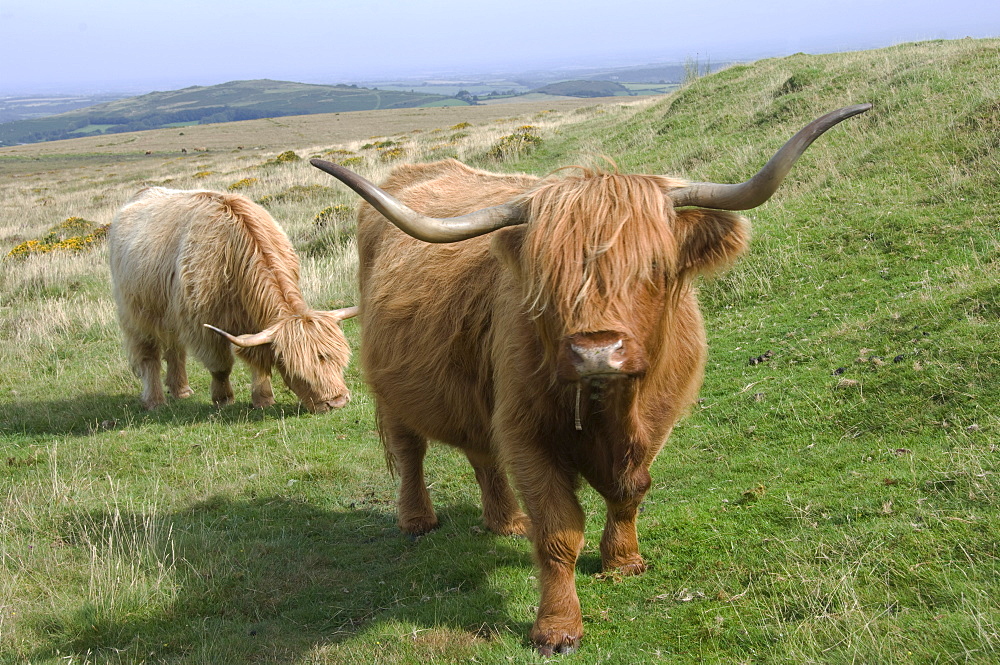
<box><xmin>570</xmin><ymin>337</ymin><xmax>627</xmax><ymax>376</ymax></box>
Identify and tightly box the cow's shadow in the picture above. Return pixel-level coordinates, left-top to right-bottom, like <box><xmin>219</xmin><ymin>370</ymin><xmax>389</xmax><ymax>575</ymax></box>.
<box><xmin>0</xmin><ymin>390</ymin><xmax>320</xmax><ymax>438</ymax></box>
<box><xmin>29</xmin><ymin>495</ymin><xmax>535</xmax><ymax>661</ymax></box>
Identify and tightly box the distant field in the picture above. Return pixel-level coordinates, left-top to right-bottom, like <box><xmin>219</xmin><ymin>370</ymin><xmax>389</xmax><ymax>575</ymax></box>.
<box><xmin>420</xmin><ymin>98</ymin><xmax>472</xmax><ymax>107</ymax></box>
<box><xmin>68</xmin><ymin>124</ymin><xmax>117</xmax><ymax>135</ymax></box>
<box><xmin>0</xmin><ymin>96</ymin><xmax>639</xmax><ymax>173</ymax></box>
<box><xmin>373</xmin><ymin>83</ymin><xmax>529</xmax><ymax>97</ymax></box>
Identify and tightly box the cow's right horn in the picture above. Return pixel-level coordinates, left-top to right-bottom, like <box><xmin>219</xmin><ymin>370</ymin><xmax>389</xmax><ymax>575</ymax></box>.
<box><xmin>204</xmin><ymin>323</ymin><xmax>278</xmax><ymax>347</ymax></box>
<box><xmin>667</xmin><ymin>104</ymin><xmax>872</xmax><ymax>210</ymax></box>
<box><xmin>331</xmin><ymin>306</ymin><xmax>359</xmax><ymax>321</ymax></box>
<box><xmin>310</xmin><ymin>159</ymin><xmax>527</xmax><ymax>243</ymax></box>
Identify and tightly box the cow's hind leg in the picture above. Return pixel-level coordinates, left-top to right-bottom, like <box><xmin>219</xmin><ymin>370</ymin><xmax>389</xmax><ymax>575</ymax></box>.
<box><xmin>383</xmin><ymin>418</ymin><xmax>438</xmax><ymax>535</ymax></box>
<box><xmin>164</xmin><ymin>344</ymin><xmax>194</xmax><ymax>399</ymax></box>
<box><xmin>465</xmin><ymin>450</ymin><xmax>528</xmax><ymax>536</ymax></box>
<box><xmin>126</xmin><ymin>335</ymin><xmax>166</xmax><ymax>410</ymax></box>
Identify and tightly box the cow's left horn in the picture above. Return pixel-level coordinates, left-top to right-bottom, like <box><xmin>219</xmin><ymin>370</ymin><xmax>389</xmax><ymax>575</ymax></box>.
<box><xmin>668</xmin><ymin>104</ymin><xmax>872</xmax><ymax>210</ymax></box>
<box><xmin>310</xmin><ymin>159</ymin><xmax>527</xmax><ymax>242</ymax></box>
<box><xmin>204</xmin><ymin>323</ymin><xmax>278</xmax><ymax>347</ymax></box>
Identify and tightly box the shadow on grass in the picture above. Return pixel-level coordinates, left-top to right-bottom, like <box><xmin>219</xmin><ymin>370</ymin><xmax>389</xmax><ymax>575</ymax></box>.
<box><xmin>0</xmin><ymin>390</ymin><xmax>320</xmax><ymax>438</ymax></box>
<box><xmin>30</xmin><ymin>495</ymin><xmax>534</xmax><ymax>662</ymax></box>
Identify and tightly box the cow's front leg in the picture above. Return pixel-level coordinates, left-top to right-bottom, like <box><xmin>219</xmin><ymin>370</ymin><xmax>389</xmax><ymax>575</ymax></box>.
<box><xmin>514</xmin><ymin>466</ymin><xmax>585</xmax><ymax>654</ymax></box>
<box><xmin>202</xmin><ymin>342</ymin><xmax>235</xmax><ymax>406</ymax></box>
<box><xmin>598</xmin><ymin>467</ymin><xmax>651</xmax><ymax>574</ymax></box>
<box><xmin>247</xmin><ymin>364</ymin><xmax>276</xmax><ymax>409</ymax></box>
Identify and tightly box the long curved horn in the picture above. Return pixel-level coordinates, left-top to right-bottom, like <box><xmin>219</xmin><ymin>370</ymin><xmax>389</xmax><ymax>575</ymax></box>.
<box><xmin>203</xmin><ymin>323</ymin><xmax>278</xmax><ymax>348</ymax></box>
<box><xmin>668</xmin><ymin>103</ymin><xmax>872</xmax><ymax>210</ymax></box>
<box><xmin>331</xmin><ymin>305</ymin><xmax>359</xmax><ymax>321</ymax></box>
<box><xmin>310</xmin><ymin>159</ymin><xmax>527</xmax><ymax>243</ymax></box>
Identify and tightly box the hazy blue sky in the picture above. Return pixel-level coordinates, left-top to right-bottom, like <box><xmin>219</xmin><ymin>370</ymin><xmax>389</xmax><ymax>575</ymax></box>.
<box><xmin>2</xmin><ymin>0</ymin><xmax>998</xmax><ymax>94</ymax></box>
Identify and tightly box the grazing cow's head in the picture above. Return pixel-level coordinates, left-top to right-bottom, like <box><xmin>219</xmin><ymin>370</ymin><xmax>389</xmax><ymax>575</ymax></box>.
<box><xmin>311</xmin><ymin>105</ymin><xmax>870</xmax><ymax>382</ymax></box>
<box><xmin>205</xmin><ymin>306</ymin><xmax>358</xmax><ymax>412</ymax></box>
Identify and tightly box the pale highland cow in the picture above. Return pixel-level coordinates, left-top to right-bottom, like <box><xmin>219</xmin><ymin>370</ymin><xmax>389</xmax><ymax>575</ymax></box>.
<box><xmin>109</xmin><ymin>187</ymin><xmax>357</xmax><ymax>413</ymax></box>
<box><xmin>312</xmin><ymin>105</ymin><xmax>871</xmax><ymax>653</ymax></box>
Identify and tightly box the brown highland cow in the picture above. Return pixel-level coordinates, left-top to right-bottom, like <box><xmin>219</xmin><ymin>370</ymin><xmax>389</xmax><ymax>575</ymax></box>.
<box><xmin>312</xmin><ymin>104</ymin><xmax>870</xmax><ymax>653</ymax></box>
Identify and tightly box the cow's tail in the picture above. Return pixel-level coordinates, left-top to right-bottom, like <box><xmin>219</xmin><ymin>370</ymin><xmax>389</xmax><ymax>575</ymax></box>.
<box><xmin>375</xmin><ymin>408</ymin><xmax>398</xmax><ymax>477</ymax></box>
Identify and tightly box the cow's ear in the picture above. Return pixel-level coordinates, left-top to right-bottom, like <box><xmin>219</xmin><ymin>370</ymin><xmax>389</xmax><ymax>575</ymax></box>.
<box><xmin>673</xmin><ymin>208</ymin><xmax>750</xmax><ymax>276</ymax></box>
<box><xmin>490</xmin><ymin>226</ymin><xmax>527</xmax><ymax>277</ymax></box>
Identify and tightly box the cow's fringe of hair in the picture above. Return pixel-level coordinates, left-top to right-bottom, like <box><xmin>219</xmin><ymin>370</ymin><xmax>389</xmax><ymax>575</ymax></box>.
<box><xmin>272</xmin><ymin>311</ymin><xmax>352</xmax><ymax>387</ymax></box>
<box><xmin>519</xmin><ymin>167</ymin><xmax>685</xmax><ymax>334</ymax></box>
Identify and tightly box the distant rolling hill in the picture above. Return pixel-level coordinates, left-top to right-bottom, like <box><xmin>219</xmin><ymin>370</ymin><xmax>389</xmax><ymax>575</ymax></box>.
<box><xmin>0</xmin><ymin>79</ymin><xmax>459</xmax><ymax>146</ymax></box>
<box><xmin>531</xmin><ymin>80</ymin><xmax>634</xmax><ymax>97</ymax></box>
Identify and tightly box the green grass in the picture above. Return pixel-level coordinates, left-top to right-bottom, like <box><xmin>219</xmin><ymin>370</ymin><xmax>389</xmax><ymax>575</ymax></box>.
<box><xmin>2</xmin><ymin>38</ymin><xmax>999</xmax><ymax>663</ymax></box>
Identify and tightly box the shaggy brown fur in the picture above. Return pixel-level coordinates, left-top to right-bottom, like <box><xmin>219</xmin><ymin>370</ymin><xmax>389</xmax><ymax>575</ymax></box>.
<box><xmin>353</xmin><ymin>159</ymin><xmax>749</xmax><ymax>653</ymax></box>
<box><xmin>110</xmin><ymin>187</ymin><xmax>354</xmax><ymax>412</ymax></box>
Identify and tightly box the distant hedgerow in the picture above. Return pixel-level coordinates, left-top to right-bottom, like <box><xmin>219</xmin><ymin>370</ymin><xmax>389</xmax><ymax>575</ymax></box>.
<box><xmin>6</xmin><ymin>217</ymin><xmax>109</xmax><ymax>260</ymax></box>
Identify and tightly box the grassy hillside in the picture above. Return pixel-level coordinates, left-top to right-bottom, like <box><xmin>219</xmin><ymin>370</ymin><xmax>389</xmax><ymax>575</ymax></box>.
<box><xmin>0</xmin><ymin>79</ymin><xmax>456</xmax><ymax>146</ymax></box>
<box><xmin>1</xmin><ymin>38</ymin><xmax>998</xmax><ymax>664</ymax></box>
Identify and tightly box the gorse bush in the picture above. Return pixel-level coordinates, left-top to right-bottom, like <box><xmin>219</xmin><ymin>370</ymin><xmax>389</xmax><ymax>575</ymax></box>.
<box><xmin>256</xmin><ymin>184</ymin><xmax>334</xmax><ymax>207</ymax></box>
<box><xmin>340</xmin><ymin>156</ymin><xmax>364</xmax><ymax>167</ymax></box>
<box><xmin>484</xmin><ymin>125</ymin><xmax>542</xmax><ymax>161</ymax></box>
<box><xmin>226</xmin><ymin>177</ymin><xmax>258</xmax><ymax>191</ymax></box>
<box><xmin>378</xmin><ymin>147</ymin><xmax>405</xmax><ymax>162</ymax></box>
<box><xmin>258</xmin><ymin>150</ymin><xmax>302</xmax><ymax>168</ymax></box>
<box><xmin>6</xmin><ymin>217</ymin><xmax>109</xmax><ymax>260</ymax></box>
<box><xmin>314</xmin><ymin>204</ymin><xmax>353</xmax><ymax>226</ymax></box>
